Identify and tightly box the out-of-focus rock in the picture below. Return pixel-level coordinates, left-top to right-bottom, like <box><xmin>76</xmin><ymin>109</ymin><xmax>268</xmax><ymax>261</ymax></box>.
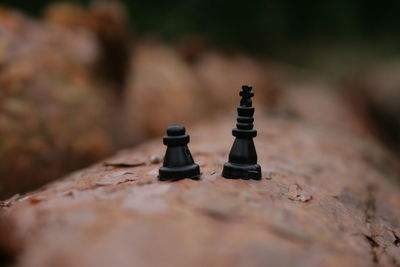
<box><xmin>44</xmin><ymin>2</ymin><xmax>88</xmax><ymax>28</ymax></box>
<box><xmin>192</xmin><ymin>51</ymin><xmax>280</xmax><ymax>110</ymax></box>
<box><xmin>177</xmin><ymin>35</ymin><xmax>209</xmax><ymax>64</ymax></box>
<box><xmin>123</xmin><ymin>42</ymin><xmax>206</xmax><ymax>141</ymax></box>
<box><xmin>88</xmin><ymin>1</ymin><xmax>132</xmax><ymax>92</ymax></box>
<box><xmin>45</xmin><ymin>1</ymin><xmax>132</xmax><ymax>94</ymax></box>
<box><xmin>124</xmin><ymin>43</ymin><xmax>281</xmax><ymax>142</ymax></box>
<box><xmin>347</xmin><ymin>64</ymin><xmax>400</xmax><ymax>156</ymax></box>
<box><xmin>0</xmin><ymin>8</ymin><xmax>113</xmax><ymax>198</ymax></box>
<box><xmin>275</xmin><ymin>81</ymin><xmax>371</xmax><ymax>136</ymax></box>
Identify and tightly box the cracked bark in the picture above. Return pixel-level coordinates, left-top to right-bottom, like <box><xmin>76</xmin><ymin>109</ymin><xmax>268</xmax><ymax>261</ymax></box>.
<box><xmin>363</xmin><ymin>184</ymin><xmax>400</xmax><ymax>266</ymax></box>
<box><xmin>1</xmin><ymin>89</ymin><xmax>400</xmax><ymax>267</ymax></box>
<box><xmin>364</xmin><ymin>185</ymin><xmax>380</xmax><ymax>265</ymax></box>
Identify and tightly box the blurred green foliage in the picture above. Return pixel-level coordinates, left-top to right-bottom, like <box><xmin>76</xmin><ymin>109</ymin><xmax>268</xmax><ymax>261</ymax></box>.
<box><xmin>2</xmin><ymin>0</ymin><xmax>400</xmax><ymax>59</ymax></box>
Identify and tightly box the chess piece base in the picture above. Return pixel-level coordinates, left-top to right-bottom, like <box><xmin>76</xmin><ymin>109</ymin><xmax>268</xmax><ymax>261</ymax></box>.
<box><xmin>158</xmin><ymin>164</ymin><xmax>200</xmax><ymax>181</ymax></box>
<box><xmin>222</xmin><ymin>162</ymin><xmax>261</xmax><ymax>180</ymax></box>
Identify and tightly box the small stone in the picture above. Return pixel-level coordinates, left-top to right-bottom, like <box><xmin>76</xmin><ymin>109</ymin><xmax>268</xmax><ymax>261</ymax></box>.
<box><xmin>286</xmin><ymin>184</ymin><xmax>312</xmax><ymax>202</ymax></box>
<box><xmin>149</xmin><ymin>155</ymin><xmax>162</xmax><ymax>164</ymax></box>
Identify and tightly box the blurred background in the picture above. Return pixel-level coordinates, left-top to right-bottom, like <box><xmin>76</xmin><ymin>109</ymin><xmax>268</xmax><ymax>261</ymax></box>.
<box><xmin>1</xmin><ymin>0</ymin><xmax>399</xmax><ymax>199</ymax></box>
<box><xmin>4</xmin><ymin>0</ymin><xmax>400</xmax><ymax>69</ymax></box>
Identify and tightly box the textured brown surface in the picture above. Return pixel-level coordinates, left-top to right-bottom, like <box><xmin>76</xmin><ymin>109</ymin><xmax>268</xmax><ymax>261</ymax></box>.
<box><xmin>0</xmin><ymin>8</ymin><xmax>114</xmax><ymax>198</ymax></box>
<box><xmin>1</xmin><ymin>89</ymin><xmax>400</xmax><ymax>267</ymax></box>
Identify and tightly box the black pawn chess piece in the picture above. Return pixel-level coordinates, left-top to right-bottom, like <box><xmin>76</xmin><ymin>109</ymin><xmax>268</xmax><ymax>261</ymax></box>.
<box><xmin>158</xmin><ymin>125</ymin><xmax>201</xmax><ymax>181</ymax></box>
<box><xmin>222</xmin><ymin>85</ymin><xmax>261</xmax><ymax>180</ymax></box>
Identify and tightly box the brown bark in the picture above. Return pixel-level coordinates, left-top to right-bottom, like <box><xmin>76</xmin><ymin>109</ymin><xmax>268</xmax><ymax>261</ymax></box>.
<box><xmin>1</xmin><ymin>89</ymin><xmax>400</xmax><ymax>267</ymax></box>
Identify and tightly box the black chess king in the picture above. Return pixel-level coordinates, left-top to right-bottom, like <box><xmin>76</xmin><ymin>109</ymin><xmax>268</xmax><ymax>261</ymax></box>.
<box><xmin>222</xmin><ymin>85</ymin><xmax>261</xmax><ymax>180</ymax></box>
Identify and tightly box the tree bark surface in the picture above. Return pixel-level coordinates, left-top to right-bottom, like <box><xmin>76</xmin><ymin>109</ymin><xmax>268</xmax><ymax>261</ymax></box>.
<box><xmin>1</xmin><ymin>89</ymin><xmax>400</xmax><ymax>267</ymax></box>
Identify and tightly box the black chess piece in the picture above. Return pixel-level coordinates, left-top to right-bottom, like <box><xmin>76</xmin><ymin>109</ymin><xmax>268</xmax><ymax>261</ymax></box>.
<box><xmin>158</xmin><ymin>125</ymin><xmax>201</xmax><ymax>181</ymax></box>
<box><xmin>222</xmin><ymin>85</ymin><xmax>261</xmax><ymax>180</ymax></box>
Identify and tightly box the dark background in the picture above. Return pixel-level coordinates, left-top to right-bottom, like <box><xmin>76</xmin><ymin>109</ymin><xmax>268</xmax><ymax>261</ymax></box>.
<box><xmin>3</xmin><ymin>0</ymin><xmax>400</xmax><ymax>64</ymax></box>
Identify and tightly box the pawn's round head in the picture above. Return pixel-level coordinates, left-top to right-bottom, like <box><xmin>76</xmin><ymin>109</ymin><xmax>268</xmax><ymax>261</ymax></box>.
<box><xmin>166</xmin><ymin>125</ymin><xmax>186</xmax><ymax>136</ymax></box>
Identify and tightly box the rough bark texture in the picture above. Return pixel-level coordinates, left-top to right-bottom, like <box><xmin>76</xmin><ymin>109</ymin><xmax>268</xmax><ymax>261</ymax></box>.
<box><xmin>1</xmin><ymin>89</ymin><xmax>400</xmax><ymax>267</ymax></box>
